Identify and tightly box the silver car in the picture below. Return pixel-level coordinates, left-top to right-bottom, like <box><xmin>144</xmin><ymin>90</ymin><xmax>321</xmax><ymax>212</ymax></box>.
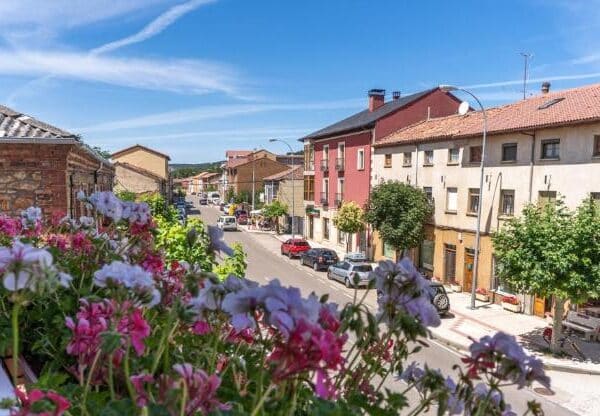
<box><xmin>327</xmin><ymin>261</ymin><xmax>374</xmax><ymax>288</ymax></box>
<box><xmin>217</xmin><ymin>215</ymin><xmax>237</xmax><ymax>231</ymax></box>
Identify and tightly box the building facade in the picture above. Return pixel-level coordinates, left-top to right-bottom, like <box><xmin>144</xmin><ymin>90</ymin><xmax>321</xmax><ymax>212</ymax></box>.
<box><xmin>301</xmin><ymin>88</ymin><xmax>461</xmax><ymax>256</ymax></box>
<box><xmin>263</xmin><ymin>166</ymin><xmax>304</xmax><ymax>234</ymax></box>
<box><xmin>372</xmin><ymin>82</ymin><xmax>600</xmax><ymax>316</ymax></box>
<box><xmin>111</xmin><ymin>144</ymin><xmax>171</xmax><ymax>199</ymax></box>
<box><xmin>0</xmin><ymin>105</ymin><xmax>113</xmax><ymax>218</ymax></box>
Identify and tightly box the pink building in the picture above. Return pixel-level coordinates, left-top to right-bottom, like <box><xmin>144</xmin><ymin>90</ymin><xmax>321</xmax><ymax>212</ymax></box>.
<box><xmin>301</xmin><ymin>88</ymin><xmax>461</xmax><ymax>256</ymax></box>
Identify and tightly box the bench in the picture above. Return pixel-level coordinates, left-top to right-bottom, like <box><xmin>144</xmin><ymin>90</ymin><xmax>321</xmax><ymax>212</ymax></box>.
<box><xmin>563</xmin><ymin>311</ymin><xmax>600</xmax><ymax>342</ymax></box>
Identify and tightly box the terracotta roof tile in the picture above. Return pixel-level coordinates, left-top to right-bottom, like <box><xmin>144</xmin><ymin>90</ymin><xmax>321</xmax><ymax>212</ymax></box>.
<box><xmin>263</xmin><ymin>166</ymin><xmax>303</xmax><ymax>181</ymax></box>
<box><xmin>375</xmin><ymin>83</ymin><xmax>600</xmax><ymax>147</ymax></box>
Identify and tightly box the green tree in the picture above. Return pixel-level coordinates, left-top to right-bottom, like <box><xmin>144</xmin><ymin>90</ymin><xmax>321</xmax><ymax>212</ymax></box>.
<box><xmin>262</xmin><ymin>201</ymin><xmax>288</xmax><ymax>234</ymax></box>
<box><xmin>91</xmin><ymin>146</ymin><xmax>112</xmax><ymax>159</ymax></box>
<box><xmin>365</xmin><ymin>181</ymin><xmax>433</xmax><ymax>257</ymax></box>
<box><xmin>492</xmin><ymin>197</ymin><xmax>600</xmax><ymax>353</ymax></box>
<box><xmin>213</xmin><ymin>243</ymin><xmax>247</xmax><ymax>279</ymax></box>
<box><xmin>115</xmin><ymin>190</ymin><xmax>136</xmax><ymax>202</ymax></box>
<box><xmin>333</xmin><ymin>202</ymin><xmax>364</xmax><ymax>252</ymax></box>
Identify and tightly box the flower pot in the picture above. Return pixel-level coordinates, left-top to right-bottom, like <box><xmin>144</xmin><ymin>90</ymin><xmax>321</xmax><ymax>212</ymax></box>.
<box><xmin>501</xmin><ymin>302</ymin><xmax>522</xmax><ymax>313</ymax></box>
<box><xmin>476</xmin><ymin>293</ymin><xmax>489</xmax><ymax>302</ymax></box>
<box><xmin>450</xmin><ymin>284</ymin><xmax>462</xmax><ymax>293</ymax></box>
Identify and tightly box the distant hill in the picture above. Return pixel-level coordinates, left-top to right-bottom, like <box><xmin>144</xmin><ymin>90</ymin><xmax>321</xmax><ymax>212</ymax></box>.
<box><xmin>170</xmin><ymin>161</ymin><xmax>223</xmax><ymax>178</ymax></box>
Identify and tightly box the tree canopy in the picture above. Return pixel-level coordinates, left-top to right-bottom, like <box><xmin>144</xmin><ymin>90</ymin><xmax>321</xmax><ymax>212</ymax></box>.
<box><xmin>492</xmin><ymin>197</ymin><xmax>600</xmax><ymax>352</ymax></box>
<box><xmin>334</xmin><ymin>202</ymin><xmax>365</xmax><ymax>252</ymax></box>
<box><xmin>365</xmin><ymin>181</ymin><xmax>433</xmax><ymax>253</ymax></box>
<box><xmin>262</xmin><ymin>200</ymin><xmax>288</xmax><ymax>219</ymax></box>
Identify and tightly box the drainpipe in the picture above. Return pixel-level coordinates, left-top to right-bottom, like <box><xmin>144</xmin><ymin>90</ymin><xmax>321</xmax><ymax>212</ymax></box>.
<box><xmin>414</xmin><ymin>144</ymin><xmax>420</xmax><ymax>186</ymax></box>
<box><xmin>524</xmin><ymin>131</ymin><xmax>536</xmax><ymax>203</ymax></box>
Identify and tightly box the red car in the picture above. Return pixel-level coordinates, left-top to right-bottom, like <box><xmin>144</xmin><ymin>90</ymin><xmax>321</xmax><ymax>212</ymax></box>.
<box><xmin>280</xmin><ymin>239</ymin><xmax>311</xmax><ymax>258</ymax></box>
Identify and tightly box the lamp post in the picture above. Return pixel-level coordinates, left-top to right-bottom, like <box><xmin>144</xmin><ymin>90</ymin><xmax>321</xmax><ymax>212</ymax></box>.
<box><xmin>251</xmin><ymin>148</ymin><xmax>257</xmax><ymax>211</ymax></box>
<box><xmin>269</xmin><ymin>139</ymin><xmax>296</xmax><ymax>239</ymax></box>
<box><xmin>439</xmin><ymin>85</ymin><xmax>487</xmax><ymax>310</ymax></box>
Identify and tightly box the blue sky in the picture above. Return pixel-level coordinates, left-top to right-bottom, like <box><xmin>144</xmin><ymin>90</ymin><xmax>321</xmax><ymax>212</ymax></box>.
<box><xmin>1</xmin><ymin>0</ymin><xmax>600</xmax><ymax>163</ymax></box>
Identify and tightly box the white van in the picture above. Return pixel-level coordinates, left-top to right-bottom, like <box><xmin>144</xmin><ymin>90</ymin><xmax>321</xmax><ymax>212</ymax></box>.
<box><xmin>209</xmin><ymin>192</ymin><xmax>221</xmax><ymax>204</ymax></box>
<box><xmin>217</xmin><ymin>215</ymin><xmax>237</xmax><ymax>231</ymax></box>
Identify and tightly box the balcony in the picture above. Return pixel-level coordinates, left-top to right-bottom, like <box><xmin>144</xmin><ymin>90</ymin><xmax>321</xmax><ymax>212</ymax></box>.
<box><xmin>320</xmin><ymin>159</ymin><xmax>329</xmax><ymax>172</ymax></box>
<box><xmin>335</xmin><ymin>193</ymin><xmax>343</xmax><ymax>208</ymax></box>
<box><xmin>335</xmin><ymin>157</ymin><xmax>345</xmax><ymax>171</ymax></box>
<box><xmin>320</xmin><ymin>192</ymin><xmax>329</xmax><ymax>205</ymax></box>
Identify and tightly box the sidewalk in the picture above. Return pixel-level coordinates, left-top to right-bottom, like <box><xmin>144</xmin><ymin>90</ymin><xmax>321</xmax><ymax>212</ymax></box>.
<box><xmin>432</xmin><ymin>292</ymin><xmax>600</xmax><ymax>375</ymax></box>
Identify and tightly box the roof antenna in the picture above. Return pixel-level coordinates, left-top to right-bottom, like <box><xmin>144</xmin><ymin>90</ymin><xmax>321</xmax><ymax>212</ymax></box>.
<box><xmin>520</xmin><ymin>52</ymin><xmax>533</xmax><ymax>99</ymax></box>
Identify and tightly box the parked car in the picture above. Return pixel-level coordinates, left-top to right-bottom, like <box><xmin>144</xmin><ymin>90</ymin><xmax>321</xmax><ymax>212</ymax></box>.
<box><xmin>237</xmin><ymin>212</ymin><xmax>249</xmax><ymax>225</ymax></box>
<box><xmin>217</xmin><ymin>215</ymin><xmax>237</xmax><ymax>231</ymax></box>
<box><xmin>199</xmin><ymin>196</ymin><xmax>208</xmax><ymax>205</ymax></box>
<box><xmin>375</xmin><ymin>281</ymin><xmax>450</xmax><ymax>315</ymax></box>
<box><xmin>300</xmin><ymin>248</ymin><xmax>339</xmax><ymax>271</ymax></box>
<box><xmin>343</xmin><ymin>252</ymin><xmax>368</xmax><ymax>263</ymax></box>
<box><xmin>327</xmin><ymin>261</ymin><xmax>373</xmax><ymax>288</ymax></box>
<box><xmin>280</xmin><ymin>239</ymin><xmax>311</xmax><ymax>258</ymax></box>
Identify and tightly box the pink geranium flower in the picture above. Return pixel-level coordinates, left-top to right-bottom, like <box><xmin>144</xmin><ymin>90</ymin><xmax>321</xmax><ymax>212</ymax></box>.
<box><xmin>118</xmin><ymin>308</ymin><xmax>151</xmax><ymax>356</ymax></box>
<box><xmin>11</xmin><ymin>388</ymin><xmax>70</xmax><ymax>416</ymax></box>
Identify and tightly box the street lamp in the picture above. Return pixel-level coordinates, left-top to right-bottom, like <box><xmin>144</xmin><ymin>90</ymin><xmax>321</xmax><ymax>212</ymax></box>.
<box><xmin>269</xmin><ymin>138</ymin><xmax>297</xmax><ymax>239</ymax></box>
<box><xmin>439</xmin><ymin>85</ymin><xmax>487</xmax><ymax>310</ymax></box>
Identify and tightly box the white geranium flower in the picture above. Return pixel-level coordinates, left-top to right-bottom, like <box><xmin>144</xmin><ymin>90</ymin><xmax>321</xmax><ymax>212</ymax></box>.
<box><xmin>3</xmin><ymin>270</ymin><xmax>32</xmax><ymax>291</ymax></box>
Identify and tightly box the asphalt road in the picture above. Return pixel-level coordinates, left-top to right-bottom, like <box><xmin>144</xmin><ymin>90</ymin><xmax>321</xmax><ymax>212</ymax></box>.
<box><xmin>194</xmin><ymin>201</ymin><xmax>576</xmax><ymax>416</ymax></box>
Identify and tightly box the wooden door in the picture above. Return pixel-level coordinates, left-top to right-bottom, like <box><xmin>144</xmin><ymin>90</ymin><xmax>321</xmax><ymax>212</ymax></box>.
<box><xmin>444</xmin><ymin>246</ymin><xmax>456</xmax><ymax>284</ymax></box>
<box><xmin>534</xmin><ymin>296</ymin><xmax>546</xmax><ymax>317</ymax></box>
<box><xmin>463</xmin><ymin>252</ymin><xmax>474</xmax><ymax>293</ymax></box>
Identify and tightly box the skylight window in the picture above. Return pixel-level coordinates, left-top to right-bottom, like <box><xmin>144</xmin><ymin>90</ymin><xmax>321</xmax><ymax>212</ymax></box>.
<box><xmin>538</xmin><ymin>97</ymin><xmax>564</xmax><ymax>110</ymax></box>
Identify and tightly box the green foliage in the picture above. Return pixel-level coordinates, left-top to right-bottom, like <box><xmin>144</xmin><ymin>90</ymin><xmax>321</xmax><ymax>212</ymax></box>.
<box><xmin>155</xmin><ymin>217</ymin><xmax>215</xmax><ymax>272</ymax></box>
<box><xmin>140</xmin><ymin>193</ymin><xmax>177</xmax><ymax>222</ymax></box>
<box><xmin>492</xmin><ymin>197</ymin><xmax>600</xmax><ymax>302</ymax></box>
<box><xmin>170</xmin><ymin>162</ymin><xmax>222</xmax><ymax>179</ymax></box>
<box><xmin>213</xmin><ymin>243</ymin><xmax>247</xmax><ymax>279</ymax></box>
<box><xmin>333</xmin><ymin>202</ymin><xmax>364</xmax><ymax>234</ymax></box>
<box><xmin>365</xmin><ymin>181</ymin><xmax>433</xmax><ymax>252</ymax></box>
<box><xmin>91</xmin><ymin>146</ymin><xmax>112</xmax><ymax>160</ymax></box>
<box><xmin>262</xmin><ymin>200</ymin><xmax>288</xmax><ymax>219</ymax></box>
<box><xmin>114</xmin><ymin>190</ymin><xmax>136</xmax><ymax>202</ymax></box>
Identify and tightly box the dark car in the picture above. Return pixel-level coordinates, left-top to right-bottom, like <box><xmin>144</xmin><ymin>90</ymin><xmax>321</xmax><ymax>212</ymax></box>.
<box><xmin>280</xmin><ymin>239</ymin><xmax>311</xmax><ymax>258</ymax></box>
<box><xmin>300</xmin><ymin>248</ymin><xmax>339</xmax><ymax>271</ymax></box>
<box><xmin>376</xmin><ymin>281</ymin><xmax>450</xmax><ymax>315</ymax></box>
<box><xmin>235</xmin><ymin>210</ymin><xmax>248</xmax><ymax>225</ymax></box>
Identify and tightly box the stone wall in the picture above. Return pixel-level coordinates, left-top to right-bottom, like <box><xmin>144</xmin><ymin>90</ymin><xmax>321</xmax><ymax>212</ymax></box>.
<box><xmin>113</xmin><ymin>164</ymin><xmax>162</xmax><ymax>195</ymax></box>
<box><xmin>0</xmin><ymin>143</ymin><xmax>114</xmax><ymax>218</ymax></box>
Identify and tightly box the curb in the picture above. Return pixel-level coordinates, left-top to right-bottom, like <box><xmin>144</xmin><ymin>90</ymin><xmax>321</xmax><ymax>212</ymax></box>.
<box><xmin>429</xmin><ymin>330</ymin><xmax>600</xmax><ymax>376</ymax></box>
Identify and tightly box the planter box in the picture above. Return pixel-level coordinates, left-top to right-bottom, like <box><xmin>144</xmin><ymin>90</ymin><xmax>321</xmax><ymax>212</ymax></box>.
<box><xmin>476</xmin><ymin>293</ymin><xmax>490</xmax><ymax>302</ymax></box>
<box><xmin>501</xmin><ymin>302</ymin><xmax>522</xmax><ymax>313</ymax></box>
<box><xmin>450</xmin><ymin>284</ymin><xmax>462</xmax><ymax>293</ymax></box>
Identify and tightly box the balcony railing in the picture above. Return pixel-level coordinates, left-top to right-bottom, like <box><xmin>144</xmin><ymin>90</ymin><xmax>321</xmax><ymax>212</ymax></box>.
<box><xmin>335</xmin><ymin>157</ymin><xmax>345</xmax><ymax>171</ymax></box>
<box><xmin>320</xmin><ymin>192</ymin><xmax>329</xmax><ymax>205</ymax></box>
<box><xmin>335</xmin><ymin>193</ymin><xmax>343</xmax><ymax>207</ymax></box>
<box><xmin>320</xmin><ymin>159</ymin><xmax>329</xmax><ymax>172</ymax></box>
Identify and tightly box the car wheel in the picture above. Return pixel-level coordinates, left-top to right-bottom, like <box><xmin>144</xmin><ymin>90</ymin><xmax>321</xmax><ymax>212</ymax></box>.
<box><xmin>313</xmin><ymin>262</ymin><xmax>319</xmax><ymax>271</ymax></box>
<box><xmin>281</xmin><ymin>249</ymin><xmax>285</xmax><ymax>255</ymax></box>
<box><xmin>327</xmin><ymin>270</ymin><xmax>332</xmax><ymax>280</ymax></box>
<box><xmin>288</xmin><ymin>251</ymin><xmax>292</xmax><ymax>258</ymax></box>
<box><xmin>433</xmin><ymin>294</ymin><xmax>450</xmax><ymax>312</ymax></box>
<box><xmin>345</xmin><ymin>277</ymin><xmax>351</xmax><ymax>288</ymax></box>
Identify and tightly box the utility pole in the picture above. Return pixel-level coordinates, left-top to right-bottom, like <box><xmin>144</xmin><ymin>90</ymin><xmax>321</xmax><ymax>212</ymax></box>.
<box><xmin>520</xmin><ymin>52</ymin><xmax>533</xmax><ymax>100</ymax></box>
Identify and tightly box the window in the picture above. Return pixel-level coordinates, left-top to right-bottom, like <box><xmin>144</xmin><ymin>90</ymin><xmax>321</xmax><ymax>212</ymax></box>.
<box><xmin>591</xmin><ymin>192</ymin><xmax>600</xmax><ymax>206</ymax></box>
<box><xmin>305</xmin><ymin>144</ymin><xmax>315</xmax><ymax>170</ymax></box>
<box><xmin>323</xmin><ymin>144</ymin><xmax>329</xmax><ymax>161</ymax></box>
<box><xmin>468</xmin><ymin>188</ymin><xmax>480</xmax><ymax>214</ymax></box>
<box><xmin>323</xmin><ymin>218</ymin><xmax>330</xmax><ymax>240</ymax></box>
<box><xmin>323</xmin><ymin>178</ymin><xmax>329</xmax><ymax>194</ymax></box>
<box><xmin>338</xmin><ymin>142</ymin><xmax>345</xmax><ymax>158</ymax></box>
<box><xmin>423</xmin><ymin>150</ymin><xmax>434</xmax><ymax>166</ymax></box>
<box><xmin>403</xmin><ymin>152</ymin><xmax>412</xmax><ymax>167</ymax></box>
<box><xmin>492</xmin><ymin>255</ymin><xmax>516</xmax><ymax>294</ymax></box>
<box><xmin>446</xmin><ymin>187</ymin><xmax>458</xmax><ymax>213</ymax></box>
<box><xmin>338</xmin><ymin>230</ymin><xmax>346</xmax><ymax>244</ymax></box>
<box><xmin>448</xmin><ymin>148</ymin><xmax>459</xmax><ymax>164</ymax></box>
<box><xmin>541</xmin><ymin>139</ymin><xmax>560</xmax><ymax>159</ymax></box>
<box><xmin>383</xmin><ymin>241</ymin><xmax>395</xmax><ymax>260</ymax></box>
<box><xmin>303</xmin><ymin>176</ymin><xmax>314</xmax><ymax>201</ymax></box>
<box><xmin>357</xmin><ymin>148</ymin><xmax>365</xmax><ymax>170</ymax></box>
<box><xmin>423</xmin><ymin>186</ymin><xmax>433</xmax><ymax>203</ymax></box>
<box><xmin>594</xmin><ymin>135</ymin><xmax>600</xmax><ymax>157</ymax></box>
<box><xmin>384</xmin><ymin>154</ymin><xmax>392</xmax><ymax>168</ymax></box>
<box><xmin>469</xmin><ymin>146</ymin><xmax>482</xmax><ymax>163</ymax></box>
<box><xmin>419</xmin><ymin>240</ymin><xmax>434</xmax><ymax>271</ymax></box>
<box><xmin>502</xmin><ymin>143</ymin><xmax>517</xmax><ymax>162</ymax></box>
<box><xmin>500</xmin><ymin>190</ymin><xmax>515</xmax><ymax>216</ymax></box>
<box><xmin>538</xmin><ymin>190</ymin><xmax>557</xmax><ymax>207</ymax></box>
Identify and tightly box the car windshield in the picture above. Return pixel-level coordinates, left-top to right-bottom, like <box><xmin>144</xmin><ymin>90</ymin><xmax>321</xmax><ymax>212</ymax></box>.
<box><xmin>224</xmin><ymin>218</ymin><xmax>235</xmax><ymax>223</ymax></box>
<box><xmin>352</xmin><ymin>265</ymin><xmax>372</xmax><ymax>272</ymax></box>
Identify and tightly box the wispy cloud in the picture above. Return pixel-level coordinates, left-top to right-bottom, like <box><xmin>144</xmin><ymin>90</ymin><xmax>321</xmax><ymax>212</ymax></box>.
<box><xmin>0</xmin><ymin>50</ymin><xmax>239</xmax><ymax>96</ymax></box>
<box><xmin>76</xmin><ymin>99</ymin><xmax>363</xmax><ymax>133</ymax></box>
<box><xmin>463</xmin><ymin>71</ymin><xmax>600</xmax><ymax>90</ymax></box>
<box><xmin>91</xmin><ymin>0</ymin><xmax>216</xmax><ymax>55</ymax></box>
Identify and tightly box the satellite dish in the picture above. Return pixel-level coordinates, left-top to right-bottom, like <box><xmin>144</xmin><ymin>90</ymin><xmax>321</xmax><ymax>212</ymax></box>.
<box><xmin>458</xmin><ymin>101</ymin><xmax>470</xmax><ymax>115</ymax></box>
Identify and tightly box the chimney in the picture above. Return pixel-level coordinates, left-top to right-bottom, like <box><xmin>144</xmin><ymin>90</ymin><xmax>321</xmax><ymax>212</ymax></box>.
<box><xmin>392</xmin><ymin>91</ymin><xmax>401</xmax><ymax>100</ymax></box>
<box><xmin>541</xmin><ymin>82</ymin><xmax>551</xmax><ymax>94</ymax></box>
<box><xmin>368</xmin><ymin>89</ymin><xmax>385</xmax><ymax>111</ymax></box>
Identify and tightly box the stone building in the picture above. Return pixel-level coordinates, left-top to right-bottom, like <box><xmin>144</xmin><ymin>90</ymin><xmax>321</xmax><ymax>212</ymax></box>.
<box><xmin>113</xmin><ymin>162</ymin><xmax>167</xmax><ymax>196</ymax></box>
<box><xmin>0</xmin><ymin>105</ymin><xmax>114</xmax><ymax>218</ymax></box>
